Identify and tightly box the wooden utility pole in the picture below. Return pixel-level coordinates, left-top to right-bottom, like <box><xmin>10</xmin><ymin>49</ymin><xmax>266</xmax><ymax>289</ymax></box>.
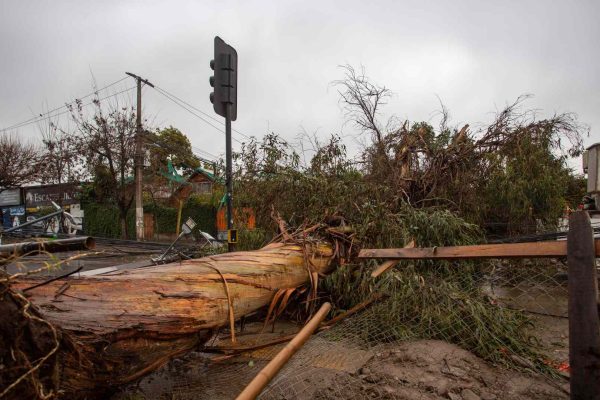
<box><xmin>126</xmin><ymin>72</ymin><xmax>154</xmax><ymax>241</ymax></box>
<box><xmin>567</xmin><ymin>211</ymin><xmax>600</xmax><ymax>400</ymax></box>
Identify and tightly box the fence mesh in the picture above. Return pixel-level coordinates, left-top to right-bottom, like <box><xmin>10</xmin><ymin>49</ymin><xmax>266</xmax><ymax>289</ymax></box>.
<box><xmin>113</xmin><ymin>257</ymin><xmax>572</xmax><ymax>400</ymax></box>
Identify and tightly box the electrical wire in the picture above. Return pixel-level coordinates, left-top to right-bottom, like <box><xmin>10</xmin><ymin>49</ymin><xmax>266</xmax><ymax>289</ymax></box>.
<box><xmin>1</xmin><ymin>85</ymin><xmax>136</xmax><ymax>133</ymax></box>
<box><xmin>2</xmin><ymin>75</ymin><xmax>227</xmax><ymax>162</ymax></box>
<box><xmin>190</xmin><ymin>145</ymin><xmax>221</xmax><ymax>161</ymax></box>
<box><xmin>151</xmin><ymin>86</ymin><xmax>244</xmax><ymax>145</ymax></box>
<box><xmin>143</xmin><ymin>132</ymin><xmax>219</xmax><ymax>164</ymax></box>
<box><xmin>0</xmin><ymin>77</ymin><xmax>130</xmax><ymax>132</ymax></box>
<box><xmin>152</xmin><ymin>85</ymin><xmax>252</xmax><ymax>140</ymax></box>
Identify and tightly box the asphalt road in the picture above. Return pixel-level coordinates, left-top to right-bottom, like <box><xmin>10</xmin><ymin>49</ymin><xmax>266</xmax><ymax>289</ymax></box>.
<box><xmin>2</xmin><ymin>238</ymin><xmax>169</xmax><ymax>278</ymax></box>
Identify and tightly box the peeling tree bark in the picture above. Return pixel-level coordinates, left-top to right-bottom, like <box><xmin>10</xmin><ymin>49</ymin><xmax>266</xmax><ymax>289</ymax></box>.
<box><xmin>2</xmin><ymin>241</ymin><xmax>336</xmax><ymax>399</ymax></box>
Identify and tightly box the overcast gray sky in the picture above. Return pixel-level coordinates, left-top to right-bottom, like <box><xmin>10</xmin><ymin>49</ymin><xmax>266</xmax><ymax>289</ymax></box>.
<box><xmin>0</xmin><ymin>0</ymin><xmax>598</xmax><ymax>168</ymax></box>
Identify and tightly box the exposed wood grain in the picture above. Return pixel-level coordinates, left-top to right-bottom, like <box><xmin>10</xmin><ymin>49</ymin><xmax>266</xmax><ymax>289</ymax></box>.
<box><xmin>5</xmin><ymin>241</ymin><xmax>337</xmax><ymax>399</ymax></box>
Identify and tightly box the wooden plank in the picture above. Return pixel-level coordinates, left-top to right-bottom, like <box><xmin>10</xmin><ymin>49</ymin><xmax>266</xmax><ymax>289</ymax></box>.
<box><xmin>371</xmin><ymin>240</ymin><xmax>414</xmax><ymax>277</ymax></box>
<box><xmin>567</xmin><ymin>211</ymin><xmax>600</xmax><ymax>399</ymax></box>
<box><xmin>359</xmin><ymin>239</ymin><xmax>600</xmax><ymax>260</ymax></box>
<box><xmin>236</xmin><ymin>303</ymin><xmax>332</xmax><ymax>400</ymax></box>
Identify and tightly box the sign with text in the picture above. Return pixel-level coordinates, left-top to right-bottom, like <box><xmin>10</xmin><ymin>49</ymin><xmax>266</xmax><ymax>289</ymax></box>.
<box><xmin>9</xmin><ymin>206</ymin><xmax>25</xmax><ymax>216</ymax></box>
<box><xmin>0</xmin><ymin>188</ymin><xmax>22</xmax><ymax>206</ymax></box>
<box><xmin>24</xmin><ymin>184</ymin><xmax>81</xmax><ymax>208</ymax></box>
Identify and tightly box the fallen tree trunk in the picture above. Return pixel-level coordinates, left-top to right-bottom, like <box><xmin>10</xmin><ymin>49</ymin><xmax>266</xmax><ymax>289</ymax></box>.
<box><xmin>1</xmin><ymin>240</ymin><xmax>337</xmax><ymax>399</ymax></box>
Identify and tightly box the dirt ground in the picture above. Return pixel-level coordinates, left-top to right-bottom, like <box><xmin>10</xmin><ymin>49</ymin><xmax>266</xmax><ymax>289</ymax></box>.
<box><xmin>112</xmin><ymin>270</ymin><xmax>572</xmax><ymax>400</ymax></box>
<box><xmin>309</xmin><ymin>340</ymin><xmax>568</xmax><ymax>400</ymax></box>
<box><xmin>114</xmin><ymin>313</ymin><xmax>570</xmax><ymax>400</ymax></box>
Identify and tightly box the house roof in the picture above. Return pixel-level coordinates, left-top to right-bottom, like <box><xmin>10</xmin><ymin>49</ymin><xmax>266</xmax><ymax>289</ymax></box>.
<box><xmin>161</xmin><ymin>161</ymin><xmax>223</xmax><ymax>185</ymax></box>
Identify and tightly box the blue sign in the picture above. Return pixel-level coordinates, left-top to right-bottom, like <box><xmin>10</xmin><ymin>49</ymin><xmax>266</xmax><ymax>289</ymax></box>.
<box><xmin>1</xmin><ymin>208</ymin><xmax>11</xmax><ymax>229</ymax></box>
<box><xmin>9</xmin><ymin>206</ymin><xmax>25</xmax><ymax>216</ymax></box>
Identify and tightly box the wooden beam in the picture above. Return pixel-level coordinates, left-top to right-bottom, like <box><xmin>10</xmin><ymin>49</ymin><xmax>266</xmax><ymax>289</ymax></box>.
<box><xmin>567</xmin><ymin>211</ymin><xmax>600</xmax><ymax>399</ymax></box>
<box><xmin>359</xmin><ymin>239</ymin><xmax>600</xmax><ymax>260</ymax></box>
<box><xmin>370</xmin><ymin>240</ymin><xmax>414</xmax><ymax>277</ymax></box>
<box><xmin>236</xmin><ymin>303</ymin><xmax>331</xmax><ymax>400</ymax></box>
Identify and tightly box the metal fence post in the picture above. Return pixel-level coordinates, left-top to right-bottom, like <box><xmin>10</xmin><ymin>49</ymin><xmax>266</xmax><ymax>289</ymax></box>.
<box><xmin>567</xmin><ymin>211</ymin><xmax>600</xmax><ymax>399</ymax></box>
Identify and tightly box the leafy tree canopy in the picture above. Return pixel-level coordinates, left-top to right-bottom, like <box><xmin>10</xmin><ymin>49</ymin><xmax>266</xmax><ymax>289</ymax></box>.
<box><xmin>147</xmin><ymin>126</ymin><xmax>200</xmax><ymax>175</ymax></box>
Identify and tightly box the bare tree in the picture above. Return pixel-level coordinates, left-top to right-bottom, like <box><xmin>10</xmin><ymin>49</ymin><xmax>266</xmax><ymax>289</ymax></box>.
<box><xmin>333</xmin><ymin>65</ymin><xmax>390</xmax><ymax>144</ymax></box>
<box><xmin>68</xmin><ymin>97</ymin><xmax>137</xmax><ymax>238</ymax></box>
<box><xmin>0</xmin><ymin>133</ymin><xmax>41</xmax><ymax>193</ymax></box>
<box><xmin>333</xmin><ymin>65</ymin><xmax>586</xmax><ymax>232</ymax></box>
<box><xmin>38</xmin><ymin>117</ymin><xmax>83</xmax><ymax>185</ymax></box>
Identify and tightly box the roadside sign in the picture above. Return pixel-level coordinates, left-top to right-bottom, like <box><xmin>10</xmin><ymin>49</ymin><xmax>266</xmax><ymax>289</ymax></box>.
<box><xmin>0</xmin><ymin>188</ymin><xmax>21</xmax><ymax>206</ymax></box>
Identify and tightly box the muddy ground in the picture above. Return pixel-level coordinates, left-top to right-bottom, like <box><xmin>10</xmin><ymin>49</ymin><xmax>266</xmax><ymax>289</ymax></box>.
<box><xmin>309</xmin><ymin>340</ymin><xmax>568</xmax><ymax>400</ymax></box>
<box><xmin>114</xmin><ymin>312</ymin><xmax>569</xmax><ymax>400</ymax></box>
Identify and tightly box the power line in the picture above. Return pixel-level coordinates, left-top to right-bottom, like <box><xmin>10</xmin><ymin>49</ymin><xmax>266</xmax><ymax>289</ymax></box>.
<box><xmin>151</xmin><ymin>86</ymin><xmax>245</xmax><ymax>145</ymax></box>
<box><xmin>191</xmin><ymin>146</ymin><xmax>221</xmax><ymax>161</ymax></box>
<box><xmin>151</xmin><ymin>85</ymin><xmax>252</xmax><ymax>140</ymax></box>
<box><xmin>1</xmin><ymin>85</ymin><xmax>136</xmax><ymax>133</ymax></box>
<box><xmin>143</xmin><ymin>132</ymin><xmax>219</xmax><ymax>164</ymax></box>
<box><xmin>0</xmin><ymin>77</ymin><xmax>130</xmax><ymax>132</ymax></box>
<box><xmin>153</xmin><ymin>85</ymin><xmax>250</xmax><ymax>138</ymax></box>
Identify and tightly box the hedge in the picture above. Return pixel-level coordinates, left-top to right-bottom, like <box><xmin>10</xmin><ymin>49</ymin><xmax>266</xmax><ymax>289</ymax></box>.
<box><xmin>82</xmin><ymin>198</ymin><xmax>216</xmax><ymax>239</ymax></box>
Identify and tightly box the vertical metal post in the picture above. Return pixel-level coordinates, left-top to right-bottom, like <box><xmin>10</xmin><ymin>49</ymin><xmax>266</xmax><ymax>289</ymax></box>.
<box><xmin>134</xmin><ymin>77</ymin><xmax>145</xmax><ymax>241</ymax></box>
<box><xmin>225</xmin><ymin>102</ymin><xmax>235</xmax><ymax>252</ymax></box>
<box><xmin>176</xmin><ymin>200</ymin><xmax>183</xmax><ymax>236</ymax></box>
<box><xmin>567</xmin><ymin>211</ymin><xmax>600</xmax><ymax>400</ymax></box>
<box><xmin>212</xmin><ymin>162</ymin><xmax>218</xmax><ymax>195</ymax></box>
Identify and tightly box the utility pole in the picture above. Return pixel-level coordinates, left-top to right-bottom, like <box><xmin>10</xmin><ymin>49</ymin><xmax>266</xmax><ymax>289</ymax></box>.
<box><xmin>126</xmin><ymin>72</ymin><xmax>154</xmax><ymax>241</ymax></box>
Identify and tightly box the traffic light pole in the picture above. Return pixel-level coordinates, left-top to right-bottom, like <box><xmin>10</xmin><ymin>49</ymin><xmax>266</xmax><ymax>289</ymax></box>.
<box><xmin>225</xmin><ymin>102</ymin><xmax>235</xmax><ymax>252</ymax></box>
<box><xmin>209</xmin><ymin>36</ymin><xmax>237</xmax><ymax>251</ymax></box>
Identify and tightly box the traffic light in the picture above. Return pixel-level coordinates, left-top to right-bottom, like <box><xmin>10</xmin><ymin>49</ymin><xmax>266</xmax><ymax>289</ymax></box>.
<box><xmin>209</xmin><ymin>36</ymin><xmax>237</xmax><ymax>120</ymax></box>
<box><xmin>228</xmin><ymin>229</ymin><xmax>238</xmax><ymax>244</ymax></box>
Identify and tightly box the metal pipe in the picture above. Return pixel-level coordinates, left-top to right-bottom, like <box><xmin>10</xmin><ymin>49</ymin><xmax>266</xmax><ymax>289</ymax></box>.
<box><xmin>235</xmin><ymin>302</ymin><xmax>331</xmax><ymax>400</ymax></box>
<box><xmin>153</xmin><ymin>232</ymin><xmax>185</xmax><ymax>262</ymax></box>
<box><xmin>226</xmin><ymin>101</ymin><xmax>234</xmax><ymax>252</ymax></box>
<box><xmin>0</xmin><ymin>237</ymin><xmax>96</xmax><ymax>259</ymax></box>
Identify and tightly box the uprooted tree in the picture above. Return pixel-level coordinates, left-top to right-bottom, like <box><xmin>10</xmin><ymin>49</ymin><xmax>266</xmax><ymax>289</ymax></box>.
<box><xmin>230</xmin><ymin>65</ymin><xmax>587</xmax><ymax>374</ymax></box>
<box><xmin>0</xmin><ymin>65</ymin><xmax>589</xmax><ymax>399</ymax></box>
<box><xmin>0</xmin><ymin>225</ymin><xmax>352</xmax><ymax>399</ymax></box>
<box><xmin>237</xmin><ymin>65</ymin><xmax>586</xmax><ymax>237</ymax></box>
